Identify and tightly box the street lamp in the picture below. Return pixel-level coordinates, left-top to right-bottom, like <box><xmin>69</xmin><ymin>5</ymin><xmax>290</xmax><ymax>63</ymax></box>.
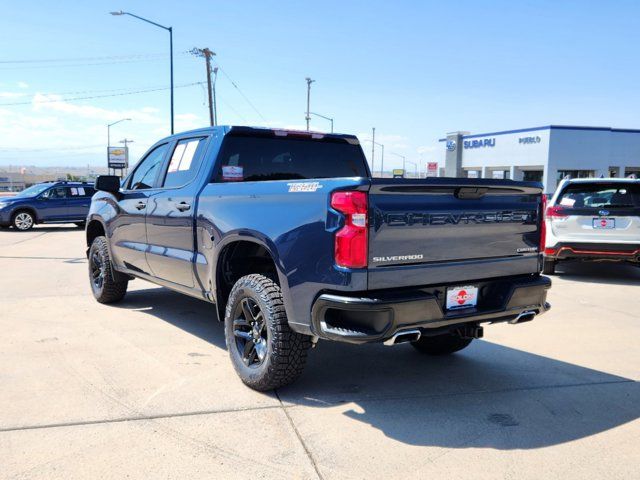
<box><xmin>362</xmin><ymin>139</ymin><xmax>385</xmax><ymax>177</ymax></box>
<box><xmin>405</xmin><ymin>160</ymin><xmax>418</xmax><ymax>178</ymax></box>
<box><xmin>309</xmin><ymin>112</ymin><xmax>334</xmax><ymax>133</ymax></box>
<box><xmin>107</xmin><ymin>118</ymin><xmax>130</xmax><ymax>175</ymax></box>
<box><xmin>305</xmin><ymin>77</ymin><xmax>315</xmax><ymax>131</ymax></box>
<box><xmin>110</xmin><ymin>11</ymin><xmax>174</xmax><ymax>134</ymax></box>
<box><xmin>389</xmin><ymin>152</ymin><xmax>406</xmax><ymax>173</ymax></box>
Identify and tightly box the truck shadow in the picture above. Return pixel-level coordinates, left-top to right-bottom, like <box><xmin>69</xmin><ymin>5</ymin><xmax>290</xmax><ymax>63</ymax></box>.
<box><xmin>116</xmin><ymin>287</ymin><xmax>640</xmax><ymax>451</ymax></box>
<box><xmin>553</xmin><ymin>261</ymin><xmax>640</xmax><ymax>286</ymax></box>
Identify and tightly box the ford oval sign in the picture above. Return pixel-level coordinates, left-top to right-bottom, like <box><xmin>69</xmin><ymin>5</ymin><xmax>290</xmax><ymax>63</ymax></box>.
<box><xmin>446</xmin><ymin>140</ymin><xmax>456</xmax><ymax>151</ymax></box>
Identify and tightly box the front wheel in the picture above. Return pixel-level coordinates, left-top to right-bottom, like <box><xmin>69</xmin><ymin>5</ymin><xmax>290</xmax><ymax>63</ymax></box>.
<box><xmin>88</xmin><ymin>236</ymin><xmax>128</xmax><ymax>303</ymax></box>
<box><xmin>411</xmin><ymin>333</ymin><xmax>473</xmax><ymax>355</ymax></box>
<box><xmin>12</xmin><ymin>211</ymin><xmax>35</xmax><ymax>231</ymax></box>
<box><xmin>224</xmin><ymin>274</ymin><xmax>312</xmax><ymax>391</ymax></box>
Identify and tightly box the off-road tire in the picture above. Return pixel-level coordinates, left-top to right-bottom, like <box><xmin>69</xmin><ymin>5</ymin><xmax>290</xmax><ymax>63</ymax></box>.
<box><xmin>88</xmin><ymin>236</ymin><xmax>128</xmax><ymax>304</ymax></box>
<box><xmin>542</xmin><ymin>258</ymin><xmax>556</xmax><ymax>275</ymax></box>
<box><xmin>224</xmin><ymin>274</ymin><xmax>312</xmax><ymax>391</ymax></box>
<box><xmin>12</xmin><ymin>210</ymin><xmax>35</xmax><ymax>231</ymax></box>
<box><xmin>411</xmin><ymin>333</ymin><xmax>473</xmax><ymax>355</ymax></box>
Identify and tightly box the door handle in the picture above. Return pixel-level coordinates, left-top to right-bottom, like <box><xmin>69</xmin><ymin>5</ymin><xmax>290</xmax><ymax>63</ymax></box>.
<box><xmin>135</xmin><ymin>201</ymin><xmax>146</xmax><ymax>210</ymax></box>
<box><xmin>175</xmin><ymin>202</ymin><xmax>191</xmax><ymax>212</ymax></box>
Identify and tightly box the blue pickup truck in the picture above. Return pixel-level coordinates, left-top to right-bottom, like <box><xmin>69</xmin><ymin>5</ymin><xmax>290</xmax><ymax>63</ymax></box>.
<box><xmin>87</xmin><ymin>126</ymin><xmax>551</xmax><ymax>390</ymax></box>
<box><xmin>0</xmin><ymin>181</ymin><xmax>95</xmax><ymax>230</ymax></box>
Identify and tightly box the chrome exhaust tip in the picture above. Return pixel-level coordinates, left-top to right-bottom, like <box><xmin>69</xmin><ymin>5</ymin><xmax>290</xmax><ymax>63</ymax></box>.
<box><xmin>509</xmin><ymin>310</ymin><xmax>537</xmax><ymax>324</ymax></box>
<box><xmin>383</xmin><ymin>329</ymin><xmax>421</xmax><ymax>346</ymax></box>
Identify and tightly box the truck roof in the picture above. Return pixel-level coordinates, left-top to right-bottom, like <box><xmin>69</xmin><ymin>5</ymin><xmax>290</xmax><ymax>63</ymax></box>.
<box><xmin>168</xmin><ymin>125</ymin><xmax>361</xmax><ymax>144</ymax></box>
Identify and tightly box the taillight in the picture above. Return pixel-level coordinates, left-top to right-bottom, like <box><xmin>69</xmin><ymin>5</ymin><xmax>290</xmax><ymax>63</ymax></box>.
<box><xmin>545</xmin><ymin>205</ymin><xmax>568</xmax><ymax>218</ymax></box>
<box><xmin>331</xmin><ymin>191</ymin><xmax>368</xmax><ymax>268</ymax></box>
<box><xmin>539</xmin><ymin>194</ymin><xmax>547</xmax><ymax>252</ymax></box>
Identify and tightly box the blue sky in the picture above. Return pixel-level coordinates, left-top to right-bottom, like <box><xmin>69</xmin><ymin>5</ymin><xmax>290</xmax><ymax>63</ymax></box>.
<box><xmin>1</xmin><ymin>0</ymin><xmax>640</xmax><ymax>171</ymax></box>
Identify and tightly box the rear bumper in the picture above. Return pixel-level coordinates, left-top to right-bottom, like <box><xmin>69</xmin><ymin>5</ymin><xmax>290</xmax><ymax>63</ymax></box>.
<box><xmin>545</xmin><ymin>243</ymin><xmax>640</xmax><ymax>262</ymax></box>
<box><xmin>310</xmin><ymin>274</ymin><xmax>551</xmax><ymax>344</ymax></box>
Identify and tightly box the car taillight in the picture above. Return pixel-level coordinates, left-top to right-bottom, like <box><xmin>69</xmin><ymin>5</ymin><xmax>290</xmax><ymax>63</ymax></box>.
<box><xmin>331</xmin><ymin>191</ymin><xmax>368</xmax><ymax>268</ymax></box>
<box><xmin>545</xmin><ymin>205</ymin><xmax>568</xmax><ymax>218</ymax></box>
<box><xmin>539</xmin><ymin>194</ymin><xmax>547</xmax><ymax>252</ymax></box>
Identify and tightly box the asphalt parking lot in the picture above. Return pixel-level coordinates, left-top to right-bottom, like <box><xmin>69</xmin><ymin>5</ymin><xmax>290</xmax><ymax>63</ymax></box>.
<box><xmin>1</xmin><ymin>225</ymin><xmax>639</xmax><ymax>479</ymax></box>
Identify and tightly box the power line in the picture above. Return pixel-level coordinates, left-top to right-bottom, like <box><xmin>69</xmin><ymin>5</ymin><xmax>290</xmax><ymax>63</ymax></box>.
<box><xmin>0</xmin><ymin>53</ymin><xmax>189</xmax><ymax>70</ymax></box>
<box><xmin>216</xmin><ymin>66</ymin><xmax>267</xmax><ymax>121</ymax></box>
<box><xmin>0</xmin><ymin>82</ymin><xmax>205</xmax><ymax>106</ymax></box>
<box><xmin>0</xmin><ymin>53</ymin><xmax>168</xmax><ymax>63</ymax></box>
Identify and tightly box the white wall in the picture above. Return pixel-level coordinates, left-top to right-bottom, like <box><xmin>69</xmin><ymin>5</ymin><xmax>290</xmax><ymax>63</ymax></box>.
<box><xmin>461</xmin><ymin>129</ymin><xmax>550</xmax><ymax>170</ymax></box>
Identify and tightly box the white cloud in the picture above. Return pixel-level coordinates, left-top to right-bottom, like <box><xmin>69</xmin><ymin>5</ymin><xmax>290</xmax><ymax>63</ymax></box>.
<box><xmin>17</xmin><ymin>81</ymin><xmax>29</xmax><ymax>89</ymax></box>
<box><xmin>0</xmin><ymin>92</ymin><xmax>26</xmax><ymax>98</ymax></box>
<box><xmin>416</xmin><ymin>145</ymin><xmax>437</xmax><ymax>154</ymax></box>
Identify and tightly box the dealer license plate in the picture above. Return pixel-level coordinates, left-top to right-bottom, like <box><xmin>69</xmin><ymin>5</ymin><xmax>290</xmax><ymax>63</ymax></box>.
<box><xmin>446</xmin><ymin>285</ymin><xmax>479</xmax><ymax>310</ymax></box>
<box><xmin>593</xmin><ymin>218</ymin><xmax>615</xmax><ymax>229</ymax></box>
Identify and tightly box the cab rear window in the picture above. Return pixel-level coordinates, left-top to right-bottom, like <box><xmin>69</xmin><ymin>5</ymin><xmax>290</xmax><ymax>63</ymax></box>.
<box><xmin>213</xmin><ymin>135</ymin><xmax>368</xmax><ymax>182</ymax></box>
<box><xmin>557</xmin><ymin>183</ymin><xmax>640</xmax><ymax>208</ymax></box>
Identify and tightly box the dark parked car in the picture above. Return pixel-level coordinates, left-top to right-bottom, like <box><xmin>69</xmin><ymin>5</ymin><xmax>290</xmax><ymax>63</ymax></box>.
<box><xmin>0</xmin><ymin>181</ymin><xmax>95</xmax><ymax>230</ymax></box>
<box><xmin>86</xmin><ymin>126</ymin><xmax>550</xmax><ymax>391</ymax></box>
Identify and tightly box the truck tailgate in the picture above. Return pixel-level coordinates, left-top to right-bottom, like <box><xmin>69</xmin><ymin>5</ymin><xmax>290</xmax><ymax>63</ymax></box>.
<box><xmin>367</xmin><ymin>178</ymin><xmax>543</xmax><ymax>289</ymax></box>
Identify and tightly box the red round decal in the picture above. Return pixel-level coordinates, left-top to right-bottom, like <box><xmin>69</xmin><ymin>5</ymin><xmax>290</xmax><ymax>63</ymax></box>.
<box><xmin>456</xmin><ymin>290</ymin><xmax>469</xmax><ymax>305</ymax></box>
<box><xmin>600</xmin><ymin>219</ymin><xmax>607</xmax><ymax>227</ymax></box>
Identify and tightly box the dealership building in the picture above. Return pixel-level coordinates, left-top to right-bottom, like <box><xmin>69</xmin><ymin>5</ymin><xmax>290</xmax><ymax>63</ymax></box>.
<box><xmin>440</xmin><ymin>125</ymin><xmax>640</xmax><ymax>193</ymax></box>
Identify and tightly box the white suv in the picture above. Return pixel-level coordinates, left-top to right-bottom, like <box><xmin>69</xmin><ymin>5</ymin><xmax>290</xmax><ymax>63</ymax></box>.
<box><xmin>543</xmin><ymin>178</ymin><xmax>640</xmax><ymax>274</ymax></box>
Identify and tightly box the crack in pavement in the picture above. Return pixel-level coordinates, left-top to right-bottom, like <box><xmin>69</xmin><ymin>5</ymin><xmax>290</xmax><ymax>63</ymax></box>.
<box><xmin>275</xmin><ymin>389</ymin><xmax>324</xmax><ymax>480</ymax></box>
<box><xmin>0</xmin><ymin>378</ymin><xmax>634</xmax><ymax>435</ymax></box>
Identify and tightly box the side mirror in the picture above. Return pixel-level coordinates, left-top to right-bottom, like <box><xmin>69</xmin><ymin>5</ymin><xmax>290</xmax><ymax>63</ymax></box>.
<box><xmin>95</xmin><ymin>175</ymin><xmax>121</xmax><ymax>194</ymax></box>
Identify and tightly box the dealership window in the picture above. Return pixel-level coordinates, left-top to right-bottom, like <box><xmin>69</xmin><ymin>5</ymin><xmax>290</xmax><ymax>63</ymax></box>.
<box><xmin>625</xmin><ymin>167</ymin><xmax>640</xmax><ymax>178</ymax></box>
<box><xmin>523</xmin><ymin>170</ymin><xmax>543</xmax><ymax>182</ymax></box>
<box><xmin>556</xmin><ymin>170</ymin><xmax>594</xmax><ymax>184</ymax></box>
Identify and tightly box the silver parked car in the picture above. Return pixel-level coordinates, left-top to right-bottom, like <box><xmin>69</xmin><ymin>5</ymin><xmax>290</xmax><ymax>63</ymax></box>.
<box><xmin>543</xmin><ymin>178</ymin><xmax>640</xmax><ymax>274</ymax></box>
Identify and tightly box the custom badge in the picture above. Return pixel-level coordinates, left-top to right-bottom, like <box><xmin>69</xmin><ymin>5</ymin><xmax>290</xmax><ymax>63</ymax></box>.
<box><xmin>287</xmin><ymin>182</ymin><xmax>323</xmax><ymax>192</ymax></box>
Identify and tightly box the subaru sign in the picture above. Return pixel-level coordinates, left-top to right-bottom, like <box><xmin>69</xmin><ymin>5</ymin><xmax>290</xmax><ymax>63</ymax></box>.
<box><xmin>463</xmin><ymin>138</ymin><xmax>495</xmax><ymax>149</ymax></box>
<box><xmin>519</xmin><ymin>136</ymin><xmax>541</xmax><ymax>144</ymax></box>
<box><xmin>446</xmin><ymin>140</ymin><xmax>456</xmax><ymax>151</ymax></box>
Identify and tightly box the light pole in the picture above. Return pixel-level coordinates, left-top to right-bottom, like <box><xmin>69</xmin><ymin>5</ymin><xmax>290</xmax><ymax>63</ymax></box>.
<box><xmin>390</xmin><ymin>152</ymin><xmax>406</xmax><ymax>173</ymax></box>
<box><xmin>405</xmin><ymin>159</ymin><xmax>418</xmax><ymax>178</ymax></box>
<box><xmin>111</xmin><ymin>11</ymin><xmax>174</xmax><ymax>134</ymax></box>
<box><xmin>362</xmin><ymin>139</ymin><xmax>384</xmax><ymax>177</ymax></box>
<box><xmin>107</xmin><ymin>118</ymin><xmax>130</xmax><ymax>175</ymax></box>
<box><xmin>309</xmin><ymin>112</ymin><xmax>334</xmax><ymax>133</ymax></box>
<box><xmin>305</xmin><ymin>77</ymin><xmax>315</xmax><ymax>131</ymax></box>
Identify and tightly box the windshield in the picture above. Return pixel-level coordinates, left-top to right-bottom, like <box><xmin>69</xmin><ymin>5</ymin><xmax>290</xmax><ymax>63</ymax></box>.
<box><xmin>557</xmin><ymin>183</ymin><xmax>640</xmax><ymax>208</ymax></box>
<box><xmin>15</xmin><ymin>183</ymin><xmax>52</xmax><ymax>198</ymax></box>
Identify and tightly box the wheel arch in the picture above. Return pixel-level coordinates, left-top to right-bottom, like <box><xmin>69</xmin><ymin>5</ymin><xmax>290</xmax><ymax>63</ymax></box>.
<box><xmin>213</xmin><ymin>235</ymin><xmax>285</xmax><ymax>322</ymax></box>
<box><xmin>11</xmin><ymin>206</ymin><xmax>39</xmax><ymax>224</ymax></box>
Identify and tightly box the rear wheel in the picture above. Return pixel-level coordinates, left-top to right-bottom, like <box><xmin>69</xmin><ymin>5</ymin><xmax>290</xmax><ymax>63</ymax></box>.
<box><xmin>543</xmin><ymin>258</ymin><xmax>556</xmax><ymax>275</ymax></box>
<box><xmin>224</xmin><ymin>274</ymin><xmax>312</xmax><ymax>391</ymax></box>
<box><xmin>411</xmin><ymin>333</ymin><xmax>473</xmax><ymax>355</ymax></box>
<box><xmin>12</xmin><ymin>211</ymin><xmax>35</xmax><ymax>231</ymax></box>
<box><xmin>88</xmin><ymin>236</ymin><xmax>128</xmax><ymax>303</ymax></box>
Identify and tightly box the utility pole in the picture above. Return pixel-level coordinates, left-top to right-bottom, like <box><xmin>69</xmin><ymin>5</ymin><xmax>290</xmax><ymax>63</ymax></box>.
<box><xmin>212</xmin><ymin>66</ymin><xmax>219</xmax><ymax>126</ymax></box>
<box><xmin>190</xmin><ymin>47</ymin><xmax>217</xmax><ymax>126</ymax></box>
<box><xmin>371</xmin><ymin>127</ymin><xmax>376</xmax><ymax>174</ymax></box>
<box><xmin>119</xmin><ymin>139</ymin><xmax>134</xmax><ymax>178</ymax></box>
<box><xmin>305</xmin><ymin>77</ymin><xmax>315</xmax><ymax>131</ymax></box>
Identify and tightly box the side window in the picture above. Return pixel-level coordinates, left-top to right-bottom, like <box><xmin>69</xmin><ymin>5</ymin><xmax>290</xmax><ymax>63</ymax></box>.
<box><xmin>128</xmin><ymin>144</ymin><xmax>169</xmax><ymax>190</ymax></box>
<box><xmin>162</xmin><ymin>137</ymin><xmax>207</xmax><ymax>188</ymax></box>
<box><xmin>67</xmin><ymin>187</ymin><xmax>80</xmax><ymax>197</ymax></box>
<box><xmin>43</xmin><ymin>187</ymin><xmax>67</xmax><ymax>199</ymax></box>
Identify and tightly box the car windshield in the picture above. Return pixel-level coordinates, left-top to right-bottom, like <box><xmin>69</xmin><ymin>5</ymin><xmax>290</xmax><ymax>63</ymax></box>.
<box><xmin>15</xmin><ymin>183</ymin><xmax>52</xmax><ymax>198</ymax></box>
<box><xmin>557</xmin><ymin>183</ymin><xmax>640</xmax><ymax>209</ymax></box>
